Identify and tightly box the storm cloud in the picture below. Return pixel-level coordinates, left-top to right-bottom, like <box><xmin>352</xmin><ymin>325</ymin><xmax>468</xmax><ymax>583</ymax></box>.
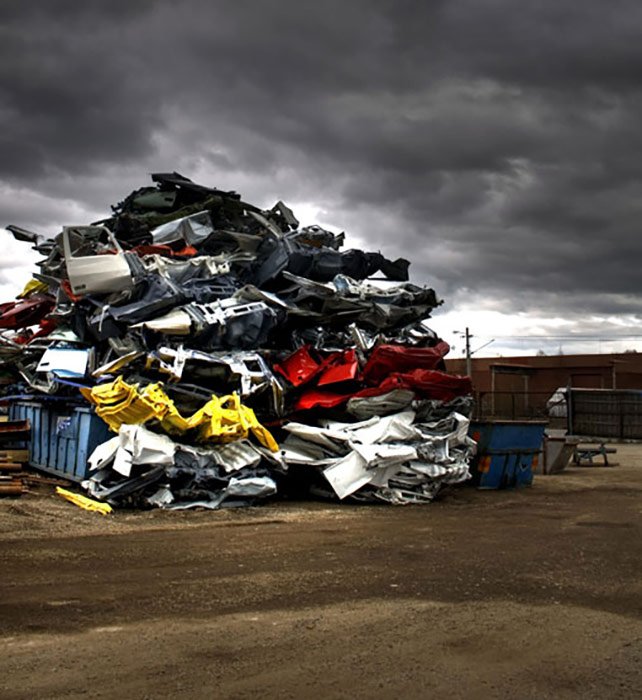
<box><xmin>2</xmin><ymin>0</ymin><xmax>642</xmax><ymax>352</ymax></box>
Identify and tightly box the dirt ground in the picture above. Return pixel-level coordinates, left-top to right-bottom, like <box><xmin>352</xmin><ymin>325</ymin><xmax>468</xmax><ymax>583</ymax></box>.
<box><xmin>0</xmin><ymin>447</ymin><xmax>641</xmax><ymax>699</ymax></box>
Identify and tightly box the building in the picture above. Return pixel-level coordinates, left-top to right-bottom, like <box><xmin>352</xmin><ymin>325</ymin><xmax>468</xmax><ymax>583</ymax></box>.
<box><xmin>445</xmin><ymin>352</ymin><xmax>642</xmax><ymax>420</ymax></box>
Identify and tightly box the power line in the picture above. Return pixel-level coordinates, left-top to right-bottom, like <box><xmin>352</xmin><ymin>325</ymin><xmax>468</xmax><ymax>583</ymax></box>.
<box><xmin>475</xmin><ymin>335</ymin><xmax>642</xmax><ymax>341</ymax></box>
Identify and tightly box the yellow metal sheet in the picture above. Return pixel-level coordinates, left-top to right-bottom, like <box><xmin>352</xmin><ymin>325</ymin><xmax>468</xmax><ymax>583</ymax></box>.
<box><xmin>85</xmin><ymin>377</ymin><xmax>278</xmax><ymax>451</ymax></box>
<box><xmin>17</xmin><ymin>278</ymin><xmax>49</xmax><ymax>298</ymax></box>
<box><xmin>56</xmin><ymin>487</ymin><xmax>113</xmax><ymax>515</ymax></box>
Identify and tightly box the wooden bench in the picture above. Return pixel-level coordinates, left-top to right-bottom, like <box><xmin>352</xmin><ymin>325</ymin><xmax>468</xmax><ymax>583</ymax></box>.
<box><xmin>572</xmin><ymin>442</ymin><xmax>618</xmax><ymax>467</ymax></box>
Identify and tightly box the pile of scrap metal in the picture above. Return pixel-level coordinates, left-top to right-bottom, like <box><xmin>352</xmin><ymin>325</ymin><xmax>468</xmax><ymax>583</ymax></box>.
<box><xmin>1</xmin><ymin>172</ymin><xmax>475</xmax><ymax>509</ymax></box>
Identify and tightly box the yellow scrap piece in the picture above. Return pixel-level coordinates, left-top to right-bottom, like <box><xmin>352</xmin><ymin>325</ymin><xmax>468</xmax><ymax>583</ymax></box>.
<box><xmin>182</xmin><ymin>393</ymin><xmax>247</xmax><ymax>443</ymax></box>
<box><xmin>56</xmin><ymin>487</ymin><xmax>113</xmax><ymax>515</ymax></box>
<box><xmin>183</xmin><ymin>394</ymin><xmax>279</xmax><ymax>452</ymax></box>
<box><xmin>183</xmin><ymin>393</ymin><xmax>277</xmax><ymax>451</ymax></box>
<box><xmin>82</xmin><ymin>377</ymin><xmax>159</xmax><ymax>432</ymax></box>
<box><xmin>18</xmin><ymin>278</ymin><xmax>49</xmax><ymax>298</ymax></box>
<box><xmin>83</xmin><ymin>377</ymin><xmax>279</xmax><ymax>451</ymax></box>
<box><xmin>142</xmin><ymin>383</ymin><xmax>190</xmax><ymax>433</ymax></box>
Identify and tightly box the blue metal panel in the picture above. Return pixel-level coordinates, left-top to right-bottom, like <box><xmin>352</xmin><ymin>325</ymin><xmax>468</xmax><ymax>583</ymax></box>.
<box><xmin>37</xmin><ymin>404</ymin><xmax>50</xmax><ymax>468</ymax></box>
<box><xmin>52</xmin><ymin>412</ymin><xmax>75</xmax><ymax>473</ymax></box>
<box><xmin>470</xmin><ymin>420</ymin><xmax>547</xmax><ymax>489</ymax></box>
<box><xmin>74</xmin><ymin>409</ymin><xmax>111</xmax><ymax>479</ymax></box>
<box><xmin>8</xmin><ymin>402</ymin><xmax>47</xmax><ymax>467</ymax></box>
<box><xmin>8</xmin><ymin>400</ymin><xmax>112</xmax><ymax>482</ymax></box>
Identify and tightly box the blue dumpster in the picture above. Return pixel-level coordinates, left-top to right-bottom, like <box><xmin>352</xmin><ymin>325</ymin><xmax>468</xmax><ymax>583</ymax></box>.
<box><xmin>8</xmin><ymin>400</ymin><xmax>111</xmax><ymax>482</ymax></box>
<box><xmin>469</xmin><ymin>420</ymin><xmax>547</xmax><ymax>489</ymax></box>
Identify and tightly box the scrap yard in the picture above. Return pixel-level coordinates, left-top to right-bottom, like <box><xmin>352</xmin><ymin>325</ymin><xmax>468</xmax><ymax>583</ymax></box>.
<box><xmin>0</xmin><ymin>173</ymin><xmax>641</xmax><ymax>699</ymax></box>
<box><xmin>4</xmin><ymin>2</ymin><xmax>642</xmax><ymax>698</ymax></box>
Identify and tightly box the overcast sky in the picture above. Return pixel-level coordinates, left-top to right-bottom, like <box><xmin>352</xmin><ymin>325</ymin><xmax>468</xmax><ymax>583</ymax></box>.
<box><xmin>2</xmin><ymin>0</ymin><xmax>642</xmax><ymax>357</ymax></box>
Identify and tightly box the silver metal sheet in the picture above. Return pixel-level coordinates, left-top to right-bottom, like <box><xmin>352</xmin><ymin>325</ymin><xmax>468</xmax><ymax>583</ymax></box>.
<box><xmin>151</xmin><ymin>210</ymin><xmax>214</xmax><ymax>245</ymax></box>
<box><xmin>322</xmin><ymin>451</ymin><xmax>371</xmax><ymax>500</ymax></box>
<box><xmin>36</xmin><ymin>347</ymin><xmax>91</xmax><ymax>376</ymax></box>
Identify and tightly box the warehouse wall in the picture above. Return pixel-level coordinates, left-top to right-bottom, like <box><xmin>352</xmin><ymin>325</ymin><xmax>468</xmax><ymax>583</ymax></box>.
<box><xmin>446</xmin><ymin>353</ymin><xmax>642</xmax><ymax>394</ymax></box>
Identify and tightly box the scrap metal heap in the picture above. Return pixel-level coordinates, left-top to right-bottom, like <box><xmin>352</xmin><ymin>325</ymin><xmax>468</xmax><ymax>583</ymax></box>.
<box><xmin>1</xmin><ymin>172</ymin><xmax>475</xmax><ymax>509</ymax></box>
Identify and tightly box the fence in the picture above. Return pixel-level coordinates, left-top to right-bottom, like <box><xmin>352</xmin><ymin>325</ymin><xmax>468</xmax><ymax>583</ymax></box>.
<box><xmin>474</xmin><ymin>388</ymin><xmax>642</xmax><ymax>438</ymax></box>
<box><xmin>474</xmin><ymin>391</ymin><xmax>555</xmax><ymax>422</ymax></box>
<box><xmin>567</xmin><ymin>388</ymin><xmax>642</xmax><ymax>439</ymax></box>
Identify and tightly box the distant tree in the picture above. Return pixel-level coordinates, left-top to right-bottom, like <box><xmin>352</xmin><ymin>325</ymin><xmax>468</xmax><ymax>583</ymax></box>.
<box><xmin>557</xmin><ymin>345</ymin><xmax>564</xmax><ymax>355</ymax></box>
<box><xmin>624</xmin><ymin>349</ymin><xmax>638</xmax><ymax>353</ymax></box>
<box><xmin>536</xmin><ymin>349</ymin><xmax>547</xmax><ymax>356</ymax></box>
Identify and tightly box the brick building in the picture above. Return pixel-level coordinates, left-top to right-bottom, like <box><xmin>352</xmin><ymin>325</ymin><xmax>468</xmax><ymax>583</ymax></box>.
<box><xmin>445</xmin><ymin>352</ymin><xmax>642</xmax><ymax>420</ymax></box>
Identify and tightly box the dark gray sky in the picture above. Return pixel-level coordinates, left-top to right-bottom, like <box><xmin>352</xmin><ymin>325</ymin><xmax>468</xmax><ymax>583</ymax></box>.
<box><xmin>2</xmin><ymin>0</ymin><xmax>642</xmax><ymax>356</ymax></box>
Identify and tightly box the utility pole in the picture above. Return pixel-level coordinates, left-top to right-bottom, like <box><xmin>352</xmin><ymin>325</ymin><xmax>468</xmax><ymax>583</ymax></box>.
<box><xmin>465</xmin><ymin>327</ymin><xmax>472</xmax><ymax>378</ymax></box>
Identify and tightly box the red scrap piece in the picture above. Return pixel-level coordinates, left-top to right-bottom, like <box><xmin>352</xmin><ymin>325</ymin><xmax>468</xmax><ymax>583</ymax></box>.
<box><xmin>295</xmin><ymin>389</ymin><xmax>350</xmax><ymax>411</ymax></box>
<box><xmin>13</xmin><ymin>318</ymin><xmax>59</xmax><ymax>344</ymax></box>
<box><xmin>0</xmin><ymin>294</ymin><xmax>55</xmax><ymax>330</ymax></box>
<box><xmin>61</xmin><ymin>279</ymin><xmax>83</xmax><ymax>302</ymax></box>
<box><xmin>294</xmin><ymin>369</ymin><xmax>471</xmax><ymax>411</ymax></box>
<box><xmin>132</xmin><ymin>243</ymin><xmax>199</xmax><ymax>258</ymax></box>
<box><xmin>317</xmin><ymin>349</ymin><xmax>359</xmax><ymax>386</ymax></box>
<box><xmin>362</xmin><ymin>341</ymin><xmax>450</xmax><ymax>385</ymax></box>
<box><xmin>273</xmin><ymin>345</ymin><xmax>322</xmax><ymax>386</ymax></box>
<box><xmin>357</xmin><ymin>369</ymin><xmax>472</xmax><ymax>403</ymax></box>
<box><xmin>29</xmin><ymin>318</ymin><xmax>58</xmax><ymax>341</ymax></box>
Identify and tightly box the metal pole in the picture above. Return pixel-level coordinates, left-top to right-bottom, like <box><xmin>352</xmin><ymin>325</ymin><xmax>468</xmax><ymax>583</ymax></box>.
<box><xmin>491</xmin><ymin>367</ymin><xmax>496</xmax><ymax>416</ymax></box>
<box><xmin>465</xmin><ymin>327</ymin><xmax>472</xmax><ymax>378</ymax></box>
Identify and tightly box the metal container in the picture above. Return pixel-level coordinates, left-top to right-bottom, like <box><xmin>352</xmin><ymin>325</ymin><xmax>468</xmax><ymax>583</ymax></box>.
<box><xmin>8</xmin><ymin>401</ymin><xmax>111</xmax><ymax>482</ymax></box>
<box><xmin>543</xmin><ymin>434</ymin><xmax>580</xmax><ymax>474</ymax></box>
<box><xmin>469</xmin><ymin>420</ymin><xmax>547</xmax><ymax>489</ymax></box>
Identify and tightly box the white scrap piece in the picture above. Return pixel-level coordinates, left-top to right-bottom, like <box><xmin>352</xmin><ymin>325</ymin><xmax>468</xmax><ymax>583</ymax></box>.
<box><xmin>176</xmin><ymin>440</ymin><xmax>264</xmax><ymax>472</ymax></box>
<box><xmin>284</xmin><ymin>408</ymin><xmax>476</xmax><ymax>503</ymax></box>
<box><xmin>344</xmin><ymin>410</ymin><xmax>417</xmax><ymax>445</ymax></box>
<box><xmin>36</xmin><ymin>347</ymin><xmax>91</xmax><ymax>376</ymax></box>
<box><xmin>62</xmin><ymin>226</ymin><xmax>135</xmax><ymax>295</ymax></box>
<box><xmin>373</xmin><ymin>485</ymin><xmax>441</xmax><ymax>505</ymax></box>
<box><xmin>318</xmin><ymin>415</ymin><xmax>380</xmax><ymax>433</ymax></box>
<box><xmin>367</xmin><ymin>464</ymin><xmax>408</xmax><ymax>488</ymax></box>
<box><xmin>346</xmin><ymin>389</ymin><xmax>415</xmax><ymax>419</ymax></box>
<box><xmin>88</xmin><ymin>436</ymin><xmax>120</xmax><ymax>471</ymax></box>
<box><xmin>323</xmin><ymin>452</ymin><xmax>372</xmax><ymax>500</ymax></box>
<box><xmin>208</xmin><ymin>440</ymin><xmax>263</xmax><ymax>473</ymax></box>
<box><xmin>88</xmin><ymin>424</ymin><xmax>177</xmax><ymax>478</ymax></box>
<box><xmin>280</xmin><ymin>435</ymin><xmax>337</xmax><ymax>465</ymax></box>
<box><xmin>147</xmin><ymin>486</ymin><xmax>175</xmax><ymax>507</ymax></box>
<box><xmin>225</xmin><ymin>475</ymin><xmax>277</xmax><ymax>499</ymax></box>
<box><xmin>283</xmin><ymin>422</ymin><xmax>348</xmax><ymax>452</ymax></box>
<box><xmin>120</xmin><ymin>424</ymin><xmax>176</xmax><ymax>466</ymax></box>
<box><xmin>407</xmin><ymin>462</ymin><xmax>449</xmax><ymax>479</ymax></box>
<box><xmin>113</xmin><ymin>448</ymin><xmax>133</xmax><ymax>478</ymax></box>
<box><xmin>350</xmin><ymin>442</ymin><xmax>418</xmax><ymax>469</ymax></box>
<box><xmin>450</xmin><ymin>412</ymin><xmax>476</xmax><ymax>447</ymax></box>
